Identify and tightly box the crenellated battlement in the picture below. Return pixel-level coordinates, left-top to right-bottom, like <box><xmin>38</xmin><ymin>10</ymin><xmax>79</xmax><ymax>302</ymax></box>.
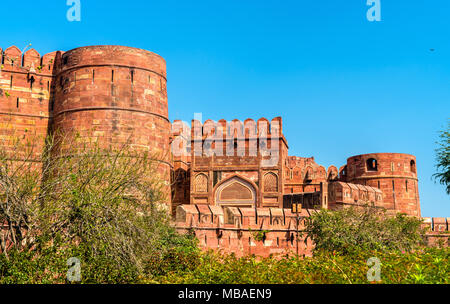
<box><xmin>1</xmin><ymin>46</ymin><xmax>62</xmax><ymax>75</ymax></box>
<box><xmin>0</xmin><ymin>46</ymin><xmax>62</xmax><ymax>162</ymax></box>
<box><xmin>175</xmin><ymin>204</ymin><xmax>449</xmax><ymax>256</ymax></box>
<box><xmin>175</xmin><ymin>204</ymin><xmax>314</xmax><ymax>257</ymax></box>
<box><xmin>422</xmin><ymin>217</ymin><xmax>449</xmax><ymax>247</ymax></box>
<box><xmin>422</xmin><ymin>217</ymin><xmax>449</xmax><ymax>232</ymax></box>
<box><xmin>175</xmin><ymin>205</ymin><xmax>449</xmax><ymax>257</ymax></box>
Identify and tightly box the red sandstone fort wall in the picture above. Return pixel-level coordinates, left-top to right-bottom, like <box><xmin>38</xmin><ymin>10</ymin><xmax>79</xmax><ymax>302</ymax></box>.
<box><xmin>0</xmin><ymin>45</ymin><xmax>172</xmax><ymax>203</ymax></box>
<box><xmin>0</xmin><ymin>46</ymin><xmax>59</xmax><ymax>161</ymax></box>
<box><xmin>283</xmin><ymin>156</ymin><xmax>329</xmax><ymax>194</ymax></box>
<box><xmin>422</xmin><ymin>217</ymin><xmax>449</xmax><ymax>247</ymax></box>
<box><xmin>175</xmin><ymin>204</ymin><xmax>315</xmax><ymax>257</ymax></box>
<box><xmin>175</xmin><ymin>205</ymin><xmax>448</xmax><ymax>257</ymax></box>
<box><xmin>328</xmin><ymin>181</ymin><xmax>384</xmax><ymax>209</ymax></box>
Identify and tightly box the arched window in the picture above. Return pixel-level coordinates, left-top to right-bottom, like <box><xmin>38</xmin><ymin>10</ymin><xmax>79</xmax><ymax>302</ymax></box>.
<box><xmin>410</xmin><ymin>160</ymin><xmax>416</xmax><ymax>173</ymax></box>
<box><xmin>327</xmin><ymin>166</ymin><xmax>338</xmax><ymax>181</ymax></box>
<box><xmin>366</xmin><ymin>158</ymin><xmax>378</xmax><ymax>171</ymax></box>
<box><xmin>264</xmin><ymin>172</ymin><xmax>278</xmax><ymax>192</ymax></box>
<box><xmin>195</xmin><ymin>173</ymin><xmax>208</xmax><ymax>192</ymax></box>
<box><xmin>215</xmin><ymin>176</ymin><xmax>256</xmax><ymax>208</ymax></box>
<box><xmin>304</xmin><ymin>167</ymin><xmax>313</xmax><ymax>183</ymax></box>
<box><xmin>341</xmin><ymin>166</ymin><xmax>347</xmax><ymax>177</ymax></box>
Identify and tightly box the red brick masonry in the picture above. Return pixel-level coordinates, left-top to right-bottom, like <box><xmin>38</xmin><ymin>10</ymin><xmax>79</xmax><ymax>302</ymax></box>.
<box><xmin>175</xmin><ymin>204</ymin><xmax>315</xmax><ymax>257</ymax></box>
<box><xmin>175</xmin><ymin>205</ymin><xmax>448</xmax><ymax>257</ymax></box>
<box><xmin>0</xmin><ymin>45</ymin><xmax>447</xmax><ymax>256</ymax></box>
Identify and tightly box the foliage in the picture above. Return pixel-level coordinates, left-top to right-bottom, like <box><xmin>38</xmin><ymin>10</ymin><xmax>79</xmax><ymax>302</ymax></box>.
<box><xmin>1</xmin><ymin>244</ymin><xmax>448</xmax><ymax>284</ymax></box>
<box><xmin>434</xmin><ymin>120</ymin><xmax>450</xmax><ymax>194</ymax></box>
<box><xmin>0</xmin><ymin>131</ymin><xmax>198</xmax><ymax>283</ymax></box>
<box><xmin>249</xmin><ymin>228</ymin><xmax>270</xmax><ymax>242</ymax></box>
<box><xmin>154</xmin><ymin>248</ymin><xmax>449</xmax><ymax>284</ymax></box>
<box><xmin>0</xmin><ymin>133</ymin><xmax>47</xmax><ymax>255</ymax></box>
<box><xmin>303</xmin><ymin>205</ymin><xmax>426</xmax><ymax>254</ymax></box>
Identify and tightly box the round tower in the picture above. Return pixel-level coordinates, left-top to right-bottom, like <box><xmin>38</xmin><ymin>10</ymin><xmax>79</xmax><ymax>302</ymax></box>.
<box><xmin>346</xmin><ymin>153</ymin><xmax>420</xmax><ymax>216</ymax></box>
<box><xmin>52</xmin><ymin>45</ymin><xmax>171</xmax><ymax>198</ymax></box>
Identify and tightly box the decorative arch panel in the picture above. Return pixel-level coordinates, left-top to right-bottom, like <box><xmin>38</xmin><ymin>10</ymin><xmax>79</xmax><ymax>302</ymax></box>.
<box><xmin>215</xmin><ymin>176</ymin><xmax>256</xmax><ymax>208</ymax></box>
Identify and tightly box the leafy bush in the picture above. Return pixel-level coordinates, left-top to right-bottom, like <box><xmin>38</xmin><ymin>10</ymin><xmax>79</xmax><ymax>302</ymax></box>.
<box><xmin>0</xmin><ymin>132</ymin><xmax>199</xmax><ymax>283</ymax></box>
<box><xmin>154</xmin><ymin>248</ymin><xmax>449</xmax><ymax>284</ymax></box>
<box><xmin>304</xmin><ymin>205</ymin><xmax>426</xmax><ymax>254</ymax></box>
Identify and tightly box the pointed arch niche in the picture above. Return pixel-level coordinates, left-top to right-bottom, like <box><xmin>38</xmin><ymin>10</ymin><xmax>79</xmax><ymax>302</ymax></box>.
<box><xmin>194</xmin><ymin>173</ymin><xmax>208</xmax><ymax>193</ymax></box>
<box><xmin>214</xmin><ymin>176</ymin><xmax>256</xmax><ymax>208</ymax></box>
<box><xmin>264</xmin><ymin>172</ymin><xmax>278</xmax><ymax>192</ymax></box>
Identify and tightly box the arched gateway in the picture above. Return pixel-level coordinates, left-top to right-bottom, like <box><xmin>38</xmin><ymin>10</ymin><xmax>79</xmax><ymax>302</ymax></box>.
<box><xmin>214</xmin><ymin>176</ymin><xmax>257</xmax><ymax>208</ymax></box>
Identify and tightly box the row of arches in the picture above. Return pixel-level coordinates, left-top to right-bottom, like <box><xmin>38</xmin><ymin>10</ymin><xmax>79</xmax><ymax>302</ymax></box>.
<box><xmin>1</xmin><ymin>46</ymin><xmax>58</xmax><ymax>71</ymax></box>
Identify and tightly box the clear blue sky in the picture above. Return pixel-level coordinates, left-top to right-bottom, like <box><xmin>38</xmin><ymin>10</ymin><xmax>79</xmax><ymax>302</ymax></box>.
<box><xmin>1</xmin><ymin>0</ymin><xmax>449</xmax><ymax>216</ymax></box>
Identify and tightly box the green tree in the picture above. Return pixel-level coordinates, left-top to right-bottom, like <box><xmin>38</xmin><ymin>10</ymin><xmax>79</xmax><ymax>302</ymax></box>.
<box><xmin>304</xmin><ymin>205</ymin><xmax>426</xmax><ymax>254</ymax></box>
<box><xmin>0</xmin><ymin>131</ymin><xmax>198</xmax><ymax>283</ymax></box>
<box><xmin>434</xmin><ymin>120</ymin><xmax>450</xmax><ymax>194</ymax></box>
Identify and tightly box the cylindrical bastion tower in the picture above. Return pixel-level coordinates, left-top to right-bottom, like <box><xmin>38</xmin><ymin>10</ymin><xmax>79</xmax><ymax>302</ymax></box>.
<box><xmin>52</xmin><ymin>45</ymin><xmax>171</xmax><ymax>198</ymax></box>
<box><xmin>345</xmin><ymin>153</ymin><xmax>420</xmax><ymax>216</ymax></box>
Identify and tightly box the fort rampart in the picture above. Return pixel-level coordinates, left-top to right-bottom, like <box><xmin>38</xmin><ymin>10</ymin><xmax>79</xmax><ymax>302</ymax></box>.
<box><xmin>175</xmin><ymin>205</ymin><xmax>449</xmax><ymax>257</ymax></box>
<box><xmin>0</xmin><ymin>44</ymin><xmax>447</xmax><ymax>255</ymax></box>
